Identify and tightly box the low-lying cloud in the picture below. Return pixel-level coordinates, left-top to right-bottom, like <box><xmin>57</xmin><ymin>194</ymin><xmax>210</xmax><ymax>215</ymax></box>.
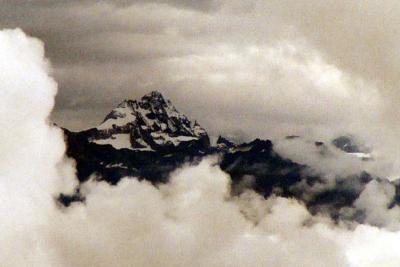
<box><xmin>3</xmin><ymin>28</ymin><xmax>400</xmax><ymax>267</ymax></box>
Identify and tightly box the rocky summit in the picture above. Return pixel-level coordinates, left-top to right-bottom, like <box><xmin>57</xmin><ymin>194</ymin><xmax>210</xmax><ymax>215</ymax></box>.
<box><xmin>81</xmin><ymin>91</ymin><xmax>209</xmax><ymax>152</ymax></box>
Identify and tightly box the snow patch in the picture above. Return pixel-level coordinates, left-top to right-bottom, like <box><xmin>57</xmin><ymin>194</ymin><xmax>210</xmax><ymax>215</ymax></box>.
<box><xmin>93</xmin><ymin>134</ymin><xmax>131</xmax><ymax>150</ymax></box>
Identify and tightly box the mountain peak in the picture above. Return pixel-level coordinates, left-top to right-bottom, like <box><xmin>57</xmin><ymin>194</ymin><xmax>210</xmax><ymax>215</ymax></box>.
<box><xmin>216</xmin><ymin>136</ymin><xmax>236</xmax><ymax>149</ymax></box>
<box><xmin>88</xmin><ymin>91</ymin><xmax>209</xmax><ymax>152</ymax></box>
<box><xmin>143</xmin><ymin>90</ymin><xmax>164</xmax><ymax>99</ymax></box>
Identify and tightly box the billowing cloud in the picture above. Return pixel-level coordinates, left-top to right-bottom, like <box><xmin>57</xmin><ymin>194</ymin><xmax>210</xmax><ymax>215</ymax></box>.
<box><xmin>4</xmin><ymin>6</ymin><xmax>400</xmax><ymax>267</ymax></box>
<box><xmin>0</xmin><ymin>28</ymin><xmax>76</xmax><ymax>266</ymax></box>
<box><xmin>0</xmin><ymin>32</ymin><xmax>348</xmax><ymax>266</ymax></box>
<box><xmin>52</xmin><ymin>160</ymin><xmax>348</xmax><ymax>267</ymax></box>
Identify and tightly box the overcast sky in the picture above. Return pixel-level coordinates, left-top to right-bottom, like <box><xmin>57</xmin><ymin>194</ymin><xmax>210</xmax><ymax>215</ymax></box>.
<box><xmin>1</xmin><ymin>0</ymin><xmax>400</xmax><ymax>142</ymax></box>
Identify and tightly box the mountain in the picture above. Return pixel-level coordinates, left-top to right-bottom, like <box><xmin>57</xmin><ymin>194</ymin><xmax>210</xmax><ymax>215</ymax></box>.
<box><xmin>63</xmin><ymin>91</ymin><xmax>399</xmax><ymax>226</ymax></box>
<box><xmin>80</xmin><ymin>91</ymin><xmax>209</xmax><ymax>153</ymax></box>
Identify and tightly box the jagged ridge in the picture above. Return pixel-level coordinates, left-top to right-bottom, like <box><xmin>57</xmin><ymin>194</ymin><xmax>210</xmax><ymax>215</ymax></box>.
<box><xmin>63</xmin><ymin>91</ymin><xmax>399</xmax><ymax>227</ymax></box>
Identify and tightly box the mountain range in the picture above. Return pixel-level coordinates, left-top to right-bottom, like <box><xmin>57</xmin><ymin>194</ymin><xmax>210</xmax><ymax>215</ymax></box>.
<box><xmin>63</xmin><ymin>91</ymin><xmax>396</xmax><ymax>225</ymax></box>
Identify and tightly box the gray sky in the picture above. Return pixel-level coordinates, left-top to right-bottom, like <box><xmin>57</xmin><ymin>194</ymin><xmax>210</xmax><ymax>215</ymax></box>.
<box><xmin>1</xmin><ymin>0</ymin><xmax>400</xmax><ymax>142</ymax></box>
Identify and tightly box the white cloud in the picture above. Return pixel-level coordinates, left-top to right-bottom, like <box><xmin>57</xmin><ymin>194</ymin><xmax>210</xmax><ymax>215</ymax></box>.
<box><xmin>0</xmin><ymin>28</ymin><xmax>76</xmax><ymax>266</ymax></box>
<box><xmin>3</xmin><ymin>23</ymin><xmax>400</xmax><ymax>267</ymax></box>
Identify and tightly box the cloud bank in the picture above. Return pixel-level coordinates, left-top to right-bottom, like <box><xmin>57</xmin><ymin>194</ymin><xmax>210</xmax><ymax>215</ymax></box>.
<box><xmin>3</xmin><ymin>28</ymin><xmax>400</xmax><ymax>267</ymax></box>
<box><xmin>0</xmin><ymin>28</ymin><xmax>76</xmax><ymax>266</ymax></box>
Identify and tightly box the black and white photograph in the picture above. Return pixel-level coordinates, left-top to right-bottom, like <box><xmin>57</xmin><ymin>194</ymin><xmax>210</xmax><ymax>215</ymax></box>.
<box><xmin>0</xmin><ymin>1</ymin><xmax>399</xmax><ymax>266</ymax></box>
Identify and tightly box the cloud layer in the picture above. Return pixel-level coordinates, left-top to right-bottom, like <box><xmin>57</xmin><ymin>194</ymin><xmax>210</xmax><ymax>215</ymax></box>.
<box><xmin>4</xmin><ymin>28</ymin><xmax>400</xmax><ymax>267</ymax></box>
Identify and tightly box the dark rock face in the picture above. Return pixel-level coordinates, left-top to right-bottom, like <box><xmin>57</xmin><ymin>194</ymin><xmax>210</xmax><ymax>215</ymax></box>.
<box><xmin>65</xmin><ymin>128</ymin><xmax>381</xmax><ymax>223</ymax></box>
<box><xmin>216</xmin><ymin>136</ymin><xmax>236</xmax><ymax>149</ymax></box>
<box><xmin>63</xmin><ymin>91</ymin><xmax>400</xmax><ymax>226</ymax></box>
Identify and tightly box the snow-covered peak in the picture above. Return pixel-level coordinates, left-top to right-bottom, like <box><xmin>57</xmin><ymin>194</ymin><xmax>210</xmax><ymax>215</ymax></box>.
<box><xmin>90</xmin><ymin>91</ymin><xmax>209</xmax><ymax>151</ymax></box>
<box><xmin>141</xmin><ymin>90</ymin><xmax>165</xmax><ymax>103</ymax></box>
